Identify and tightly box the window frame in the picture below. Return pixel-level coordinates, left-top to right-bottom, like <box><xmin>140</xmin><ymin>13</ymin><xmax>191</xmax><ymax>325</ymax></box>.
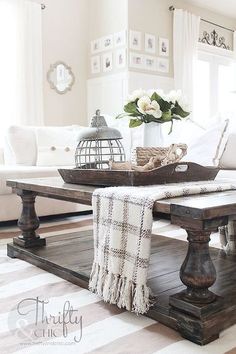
<box><xmin>195</xmin><ymin>43</ymin><xmax>236</xmax><ymax>126</ymax></box>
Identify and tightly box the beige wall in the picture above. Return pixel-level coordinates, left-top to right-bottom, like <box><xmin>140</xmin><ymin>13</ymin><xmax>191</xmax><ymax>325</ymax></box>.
<box><xmin>37</xmin><ymin>0</ymin><xmax>236</xmax><ymax>126</ymax></box>
<box><xmin>128</xmin><ymin>0</ymin><xmax>236</xmax><ymax>78</ymax></box>
<box><xmin>39</xmin><ymin>0</ymin><xmax>89</xmax><ymax>126</ymax></box>
<box><xmin>128</xmin><ymin>0</ymin><xmax>173</xmax><ymax>77</ymax></box>
<box><xmin>88</xmin><ymin>0</ymin><xmax>128</xmax><ymax>78</ymax></box>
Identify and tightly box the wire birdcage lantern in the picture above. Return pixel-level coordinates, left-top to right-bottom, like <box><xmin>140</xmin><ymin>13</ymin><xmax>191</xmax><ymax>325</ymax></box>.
<box><xmin>75</xmin><ymin>110</ymin><xmax>126</xmax><ymax>169</ymax></box>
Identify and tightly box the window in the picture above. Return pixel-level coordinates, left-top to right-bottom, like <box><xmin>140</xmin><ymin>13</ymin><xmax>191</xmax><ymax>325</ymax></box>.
<box><xmin>193</xmin><ymin>47</ymin><xmax>236</xmax><ymax>128</ymax></box>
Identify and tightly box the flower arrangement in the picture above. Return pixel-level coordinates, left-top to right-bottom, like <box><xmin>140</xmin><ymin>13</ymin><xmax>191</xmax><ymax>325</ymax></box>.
<box><xmin>117</xmin><ymin>89</ymin><xmax>190</xmax><ymax>133</ymax></box>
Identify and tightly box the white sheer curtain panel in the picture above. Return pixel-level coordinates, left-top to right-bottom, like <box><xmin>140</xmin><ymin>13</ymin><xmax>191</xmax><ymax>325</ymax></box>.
<box><xmin>0</xmin><ymin>0</ymin><xmax>44</xmax><ymax>143</ymax></box>
<box><xmin>173</xmin><ymin>9</ymin><xmax>200</xmax><ymax>110</ymax></box>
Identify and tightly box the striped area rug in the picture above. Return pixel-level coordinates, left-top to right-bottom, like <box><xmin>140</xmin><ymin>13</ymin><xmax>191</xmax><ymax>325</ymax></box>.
<box><xmin>0</xmin><ymin>215</ymin><xmax>236</xmax><ymax>354</ymax></box>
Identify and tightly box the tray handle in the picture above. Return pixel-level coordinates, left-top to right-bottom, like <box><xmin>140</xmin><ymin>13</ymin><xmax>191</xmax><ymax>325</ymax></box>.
<box><xmin>174</xmin><ymin>163</ymin><xmax>189</xmax><ymax>173</ymax></box>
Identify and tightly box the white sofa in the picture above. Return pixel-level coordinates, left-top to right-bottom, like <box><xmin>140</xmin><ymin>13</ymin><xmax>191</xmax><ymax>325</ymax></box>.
<box><xmin>0</xmin><ymin>125</ymin><xmax>91</xmax><ymax>222</ymax></box>
<box><xmin>0</xmin><ymin>120</ymin><xmax>235</xmax><ymax>223</ymax></box>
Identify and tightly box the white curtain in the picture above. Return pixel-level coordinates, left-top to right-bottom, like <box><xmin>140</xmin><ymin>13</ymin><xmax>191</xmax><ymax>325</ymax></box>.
<box><xmin>173</xmin><ymin>9</ymin><xmax>200</xmax><ymax>110</ymax></box>
<box><xmin>0</xmin><ymin>0</ymin><xmax>44</xmax><ymax>141</ymax></box>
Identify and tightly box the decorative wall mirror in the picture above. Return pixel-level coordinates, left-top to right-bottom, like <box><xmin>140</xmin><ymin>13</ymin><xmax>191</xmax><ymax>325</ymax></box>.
<box><xmin>47</xmin><ymin>61</ymin><xmax>75</xmax><ymax>94</ymax></box>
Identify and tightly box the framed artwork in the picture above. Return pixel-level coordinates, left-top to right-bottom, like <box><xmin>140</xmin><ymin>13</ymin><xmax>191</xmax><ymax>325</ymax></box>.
<box><xmin>103</xmin><ymin>52</ymin><xmax>113</xmax><ymax>72</ymax></box>
<box><xmin>114</xmin><ymin>30</ymin><xmax>126</xmax><ymax>47</ymax></box>
<box><xmin>101</xmin><ymin>35</ymin><xmax>113</xmax><ymax>51</ymax></box>
<box><xmin>144</xmin><ymin>55</ymin><xmax>156</xmax><ymax>71</ymax></box>
<box><xmin>129</xmin><ymin>30</ymin><xmax>142</xmax><ymax>51</ymax></box>
<box><xmin>159</xmin><ymin>38</ymin><xmax>169</xmax><ymax>57</ymax></box>
<box><xmin>156</xmin><ymin>58</ymin><xmax>169</xmax><ymax>73</ymax></box>
<box><xmin>115</xmin><ymin>49</ymin><xmax>126</xmax><ymax>69</ymax></box>
<box><xmin>129</xmin><ymin>52</ymin><xmax>144</xmax><ymax>69</ymax></box>
<box><xmin>145</xmin><ymin>33</ymin><xmax>156</xmax><ymax>54</ymax></box>
<box><xmin>91</xmin><ymin>39</ymin><xmax>101</xmax><ymax>54</ymax></box>
<box><xmin>91</xmin><ymin>56</ymin><xmax>100</xmax><ymax>74</ymax></box>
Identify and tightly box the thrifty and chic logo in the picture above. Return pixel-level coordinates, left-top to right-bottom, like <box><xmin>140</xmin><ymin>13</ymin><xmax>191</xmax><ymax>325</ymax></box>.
<box><xmin>9</xmin><ymin>297</ymin><xmax>82</xmax><ymax>345</ymax></box>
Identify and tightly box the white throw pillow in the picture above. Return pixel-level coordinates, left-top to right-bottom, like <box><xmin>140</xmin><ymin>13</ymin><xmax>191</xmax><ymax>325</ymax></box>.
<box><xmin>36</xmin><ymin>128</ymin><xmax>80</xmax><ymax>167</ymax></box>
<box><xmin>4</xmin><ymin>126</ymin><xmax>37</xmax><ymax>166</ymax></box>
<box><xmin>37</xmin><ymin>146</ymin><xmax>76</xmax><ymax>167</ymax></box>
<box><xmin>219</xmin><ymin>133</ymin><xmax>236</xmax><ymax>169</ymax></box>
<box><xmin>183</xmin><ymin>120</ymin><xmax>229</xmax><ymax>166</ymax></box>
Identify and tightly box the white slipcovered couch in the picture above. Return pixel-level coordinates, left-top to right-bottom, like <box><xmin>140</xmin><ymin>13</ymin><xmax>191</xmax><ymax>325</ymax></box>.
<box><xmin>0</xmin><ymin>119</ymin><xmax>235</xmax><ymax>222</ymax></box>
<box><xmin>0</xmin><ymin>125</ymin><xmax>91</xmax><ymax>222</ymax></box>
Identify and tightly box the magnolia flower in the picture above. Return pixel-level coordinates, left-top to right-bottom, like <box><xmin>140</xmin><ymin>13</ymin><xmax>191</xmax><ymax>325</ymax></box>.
<box><xmin>127</xmin><ymin>89</ymin><xmax>147</xmax><ymax>103</ymax></box>
<box><xmin>177</xmin><ymin>96</ymin><xmax>189</xmax><ymax>112</ymax></box>
<box><xmin>165</xmin><ymin>89</ymin><xmax>182</xmax><ymax>104</ymax></box>
<box><xmin>137</xmin><ymin>96</ymin><xmax>162</xmax><ymax>118</ymax></box>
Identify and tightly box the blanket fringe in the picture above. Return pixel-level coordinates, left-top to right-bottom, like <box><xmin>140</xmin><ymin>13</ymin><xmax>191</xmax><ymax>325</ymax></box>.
<box><xmin>89</xmin><ymin>263</ymin><xmax>151</xmax><ymax>314</ymax></box>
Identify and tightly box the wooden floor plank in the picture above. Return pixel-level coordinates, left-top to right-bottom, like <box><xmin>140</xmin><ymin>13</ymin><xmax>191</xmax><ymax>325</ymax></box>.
<box><xmin>7</xmin><ymin>230</ymin><xmax>236</xmax><ymax>346</ymax></box>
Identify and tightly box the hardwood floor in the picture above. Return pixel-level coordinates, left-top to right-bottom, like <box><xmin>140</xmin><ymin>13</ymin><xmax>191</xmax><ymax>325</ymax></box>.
<box><xmin>7</xmin><ymin>229</ymin><xmax>236</xmax><ymax>345</ymax></box>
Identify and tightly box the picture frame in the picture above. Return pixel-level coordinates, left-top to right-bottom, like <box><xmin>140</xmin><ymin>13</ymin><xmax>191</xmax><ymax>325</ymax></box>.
<box><xmin>91</xmin><ymin>56</ymin><xmax>100</xmax><ymax>74</ymax></box>
<box><xmin>129</xmin><ymin>52</ymin><xmax>144</xmax><ymax>69</ymax></box>
<box><xmin>145</xmin><ymin>33</ymin><xmax>156</xmax><ymax>54</ymax></box>
<box><xmin>159</xmin><ymin>37</ymin><xmax>169</xmax><ymax>57</ymax></box>
<box><xmin>103</xmin><ymin>52</ymin><xmax>113</xmax><ymax>72</ymax></box>
<box><xmin>101</xmin><ymin>35</ymin><xmax>113</xmax><ymax>51</ymax></box>
<box><xmin>129</xmin><ymin>30</ymin><xmax>142</xmax><ymax>51</ymax></box>
<box><xmin>115</xmin><ymin>48</ymin><xmax>126</xmax><ymax>69</ymax></box>
<box><xmin>114</xmin><ymin>30</ymin><xmax>126</xmax><ymax>47</ymax></box>
<box><xmin>144</xmin><ymin>55</ymin><xmax>156</xmax><ymax>71</ymax></box>
<box><xmin>91</xmin><ymin>39</ymin><xmax>101</xmax><ymax>54</ymax></box>
<box><xmin>156</xmin><ymin>57</ymin><xmax>169</xmax><ymax>73</ymax></box>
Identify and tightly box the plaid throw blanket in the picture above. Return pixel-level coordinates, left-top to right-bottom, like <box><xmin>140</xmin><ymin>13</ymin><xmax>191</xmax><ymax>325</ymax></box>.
<box><xmin>89</xmin><ymin>181</ymin><xmax>236</xmax><ymax>314</ymax></box>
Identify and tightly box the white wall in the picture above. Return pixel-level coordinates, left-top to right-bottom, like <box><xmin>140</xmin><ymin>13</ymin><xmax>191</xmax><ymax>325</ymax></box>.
<box><xmin>87</xmin><ymin>72</ymin><xmax>128</xmax><ymax>119</ymax></box>
<box><xmin>39</xmin><ymin>0</ymin><xmax>89</xmax><ymax>126</ymax></box>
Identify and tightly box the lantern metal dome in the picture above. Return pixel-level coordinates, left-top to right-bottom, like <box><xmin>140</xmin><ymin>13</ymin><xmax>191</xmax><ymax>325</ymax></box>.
<box><xmin>75</xmin><ymin>110</ymin><xmax>126</xmax><ymax>169</ymax></box>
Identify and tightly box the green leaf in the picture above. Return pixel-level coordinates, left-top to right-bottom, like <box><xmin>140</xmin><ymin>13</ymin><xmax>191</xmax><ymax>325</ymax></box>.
<box><xmin>129</xmin><ymin>119</ymin><xmax>143</xmax><ymax>128</ymax></box>
<box><xmin>145</xmin><ymin>115</ymin><xmax>163</xmax><ymax>124</ymax></box>
<box><xmin>168</xmin><ymin>120</ymin><xmax>174</xmax><ymax>135</ymax></box>
<box><xmin>161</xmin><ymin>110</ymin><xmax>172</xmax><ymax>121</ymax></box>
<box><xmin>172</xmin><ymin>102</ymin><xmax>190</xmax><ymax>118</ymax></box>
<box><xmin>151</xmin><ymin>92</ymin><xmax>162</xmax><ymax>102</ymax></box>
<box><xmin>151</xmin><ymin>92</ymin><xmax>172</xmax><ymax>112</ymax></box>
<box><xmin>124</xmin><ymin>102</ymin><xmax>140</xmax><ymax>115</ymax></box>
<box><xmin>116</xmin><ymin>113</ymin><xmax>128</xmax><ymax>119</ymax></box>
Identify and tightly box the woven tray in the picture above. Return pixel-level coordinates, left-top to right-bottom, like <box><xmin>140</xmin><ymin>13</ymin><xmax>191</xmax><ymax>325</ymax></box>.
<box><xmin>58</xmin><ymin>162</ymin><xmax>219</xmax><ymax>187</ymax></box>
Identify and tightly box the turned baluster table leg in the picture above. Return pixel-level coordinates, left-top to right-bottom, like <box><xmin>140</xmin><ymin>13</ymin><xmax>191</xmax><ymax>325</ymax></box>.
<box><xmin>179</xmin><ymin>229</ymin><xmax>216</xmax><ymax>303</ymax></box>
<box><xmin>169</xmin><ymin>226</ymin><xmax>223</xmax><ymax>344</ymax></box>
<box><xmin>13</xmin><ymin>190</ymin><xmax>46</xmax><ymax>248</ymax></box>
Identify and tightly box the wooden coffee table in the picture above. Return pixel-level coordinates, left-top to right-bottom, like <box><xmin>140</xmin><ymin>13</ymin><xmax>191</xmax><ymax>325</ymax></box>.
<box><xmin>6</xmin><ymin>177</ymin><xmax>236</xmax><ymax>345</ymax></box>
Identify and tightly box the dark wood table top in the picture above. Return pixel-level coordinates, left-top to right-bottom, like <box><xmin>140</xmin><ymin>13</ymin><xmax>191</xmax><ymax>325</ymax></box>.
<box><xmin>7</xmin><ymin>177</ymin><xmax>236</xmax><ymax>220</ymax></box>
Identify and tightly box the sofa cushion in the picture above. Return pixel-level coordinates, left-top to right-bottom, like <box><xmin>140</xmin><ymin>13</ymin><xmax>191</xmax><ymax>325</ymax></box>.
<box><xmin>0</xmin><ymin>165</ymin><xmax>61</xmax><ymax>195</ymax></box>
<box><xmin>4</xmin><ymin>126</ymin><xmax>37</xmax><ymax>166</ymax></box>
<box><xmin>219</xmin><ymin>133</ymin><xmax>236</xmax><ymax>169</ymax></box>
<box><xmin>183</xmin><ymin>120</ymin><xmax>229</xmax><ymax>166</ymax></box>
<box><xmin>36</xmin><ymin>128</ymin><xmax>79</xmax><ymax>166</ymax></box>
<box><xmin>4</xmin><ymin>125</ymin><xmax>86</xmax><ymax>167</ymax></box>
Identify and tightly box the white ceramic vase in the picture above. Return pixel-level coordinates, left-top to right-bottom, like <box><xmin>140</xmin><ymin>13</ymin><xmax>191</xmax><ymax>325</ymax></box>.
<box><xmin>143</xmin><ymin>122</ymin><xmax>163</xmax><ymax>147</ymax></box>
